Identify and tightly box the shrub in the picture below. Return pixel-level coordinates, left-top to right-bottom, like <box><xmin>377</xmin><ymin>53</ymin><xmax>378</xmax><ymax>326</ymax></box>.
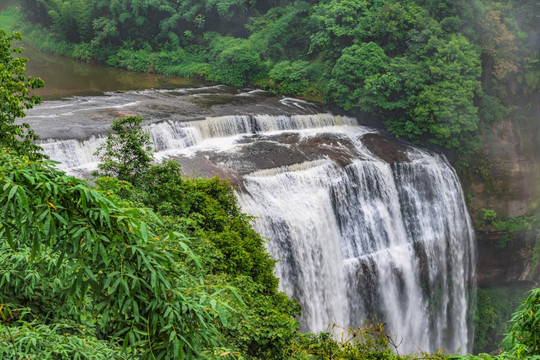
<box><xmin>503</xmin><ymin>288</ymin><xmax>540</xmax><ymax>357</ymax></box>
<box><xmin>0</xmin><ymin>30</ymin><xmax>44</xmax><ymax>160</ymax></box>
<box><xmin>208</xmin><ymin>37</ymin><xmax>264</xmax><ymax>87</ymax></box>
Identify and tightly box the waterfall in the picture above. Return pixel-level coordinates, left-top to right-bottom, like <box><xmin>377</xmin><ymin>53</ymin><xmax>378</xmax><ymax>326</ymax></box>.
<box><xmin>37</xmin><ymin>108</ymin><xmax>475</xmax><ymax>354</ymax></box>
<box><xmin>237</xmin><ymin>147</ymin><xmax>475</xmax><ymax>354</ymax></box>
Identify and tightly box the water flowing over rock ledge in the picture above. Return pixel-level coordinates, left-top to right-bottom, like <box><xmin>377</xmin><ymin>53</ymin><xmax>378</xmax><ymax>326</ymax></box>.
<box><xmin>28</xmin><ymin>87</ymin><xmax>476</xmax><ymax>354</ymax></box>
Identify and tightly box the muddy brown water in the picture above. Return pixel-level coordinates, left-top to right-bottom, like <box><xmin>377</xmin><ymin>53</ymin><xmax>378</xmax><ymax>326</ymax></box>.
<box><xmin>21</xmin><ymin>46</ymin><xmax>203</xmax><ymax>99</ymax></box>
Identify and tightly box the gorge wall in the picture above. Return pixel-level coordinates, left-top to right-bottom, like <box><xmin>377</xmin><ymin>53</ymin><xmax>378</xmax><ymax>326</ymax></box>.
<box><xmin>458</xmin><ymin>80</ymin><xmax>540</xmax><ymax>287</ymax></box>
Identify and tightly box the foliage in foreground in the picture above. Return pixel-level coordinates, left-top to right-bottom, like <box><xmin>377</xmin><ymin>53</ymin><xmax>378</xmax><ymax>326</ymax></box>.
<box><xmin>473</xmin><ymin>286</ymin><xmax>532</xmax><ymax>354</ymax></box>
<box><xmin>92</xmin><ymin>115</ymin><xmax>154</xmax><ymax>185</ymax></box>
<box><xmin>285</xmin><ymin>324</ymin><xmax>449</xmax><ymax>360</ymax></box>
<box><xmin>503</xmin><ymin>288</ymin><xmax>540</xmax><ymax>357</ymax></box>
<box><xmin>454</xmin><ymin>288</ymin><xmax>540</xmax><ymax>360</ymax></box>
<box><xmin>0</xmin><ymin>148</ymin><xmax>237</xmax><ymax>359</ymax></box>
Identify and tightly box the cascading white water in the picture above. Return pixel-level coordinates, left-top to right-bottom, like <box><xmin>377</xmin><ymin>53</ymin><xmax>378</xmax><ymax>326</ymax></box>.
<box><xmin>148</xmin><ymin>114</ymin><xmax>355</xmax><ymax>152</ymax></box>
<box><xmin>236</xmin><ymin>135</ymin><xmax>476</xmax><ymax>354</ymax></box>
<box><xmin>40</xmin><ymin>136</ymin><xmax>105</xmax><ymax>169</ymax></box>
<box><xmin>39</xmin><ymin>114</ymin><xmax>356</xmax><ymax>173</ymax></box>
<box><xmin>36</xmin><ymin>103</ymin><xmax>475</xmax><ymax>354</ymax></box>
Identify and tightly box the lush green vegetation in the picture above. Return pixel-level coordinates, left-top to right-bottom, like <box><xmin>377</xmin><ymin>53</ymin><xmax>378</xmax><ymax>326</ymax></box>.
<box><xmin>0</xmin><ymin>29</ymin><xmax>44</xmax><ymax>160</ymax></box>
<box><xmin>477</xmin><ymin>208</ymin><xmax>540</xmax><ymax>270</ymax></box>
<box><xmin>92</xmin><ymin>115</ymin><xmax>154</xmax><ymax>186</ymax></box>
<box><xmin>473</xmin><ymin>285</ymin><xmax>534</xmax><ymax>354</ymax></box>
<box><xmin>470</xmin><ymin>208</ymin><xmax>540</xmax><ymax>352</ymax></box>
<box><xmin>1</xmin><ymin>0</ymin><xmax>537</xmax><ymax>153</ymax></box>
<box><xmin>460</xmin><ymin>288</ymin><xmax>540</xmax><ymax>360</ymax></box>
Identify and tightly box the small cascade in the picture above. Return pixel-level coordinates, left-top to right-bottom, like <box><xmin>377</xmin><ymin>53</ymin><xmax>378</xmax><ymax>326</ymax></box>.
<box><xmin>40</xmin><ymin>136</ymin><xmax>104</xmax><ymax>170</ymax></box>
<box><xmin>39</xmin><ymin>114</ymin><xmax>356</xmax><ymax>173</ymax></box>
<box><xmin>149</xmin><ymin>114</ymin><xmax>356</xmax><ymax>151</ymax></box>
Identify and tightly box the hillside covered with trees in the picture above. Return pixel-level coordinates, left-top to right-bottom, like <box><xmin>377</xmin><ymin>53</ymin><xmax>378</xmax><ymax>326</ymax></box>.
<box><xmin>2</xmin><ymin>0</ymin><xmax>537</xmax><ymax>154</ymax></box>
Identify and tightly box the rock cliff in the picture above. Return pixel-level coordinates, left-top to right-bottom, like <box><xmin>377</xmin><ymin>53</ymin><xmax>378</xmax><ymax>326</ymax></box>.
<box><xmin>459</xmin><ymin>80</ymin><xmax>540</xmax><ymax>286</ymax></box>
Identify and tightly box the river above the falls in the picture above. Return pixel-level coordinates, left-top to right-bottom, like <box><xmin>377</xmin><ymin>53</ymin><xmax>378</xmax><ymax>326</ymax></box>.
<box><xmin>21</xmin><ymin>45</ymin><xmax>204</xmax><ymax>99</ymax></box>
<box><xmin>20</xmin><ymin>48</ymin><xmax>476</xmax><ymax>354</ymax></box>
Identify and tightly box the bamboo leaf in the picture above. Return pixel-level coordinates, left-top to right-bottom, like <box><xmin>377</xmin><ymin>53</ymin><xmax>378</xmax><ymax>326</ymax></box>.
<box><xmin>217</xmin><ymin>306</ymin><xmax>228</xmax><ymax>328</ymax></box>
<box><xmin>51</xmin><ymin>211</ymin><xmax>68</xmax><ymax>226</ymax></box>
<box><xmin>84</xmin><ymin>266</ymin><xmax>97</xmax><ymax>283</ymax></box>
<box><xmin>228</xmin><ymin>286</ymin><xmax>245</xmax><ymax>306</ymax></box>
<box><xmin>140</xmin><ymin>221</ymin><xmax>148</xmax><ymax>242</ymax></box>
<box><xmin>17</xmin><ymin>186</ymin><xmax>29</xmax><ymax>210</ymax></box>
<box><xmin>4</xmin><ymin>226</ymin><xmax>15</xmax><ymax>250</ymax></box>
<box><xmin>7</xmin><ymin>184</ymin><xmax>18</xmax><ymax>202</ymax></box>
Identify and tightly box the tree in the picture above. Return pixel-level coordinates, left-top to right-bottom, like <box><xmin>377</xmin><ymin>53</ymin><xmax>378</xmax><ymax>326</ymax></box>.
<box><xmin>326</xmin><ymin>42</ymin><xmax>402</xmax><ymax>113</ymax></box>
<box><xmin>268</xmin><ymin>60</ymin><xmax>310</xmax><ymax>95</ymax></box>
<box><xmin>309</xmin><ymin>0</ymin><xmax>369</xmax><ymax>58</ymax></box>
<box><xmin>480</xmin><ymin>10</ymin><xmax>518</xmax><ymax>80</ymax></box>
<box><xmin>0</xmin><ymin>30</ymin><xmax>44</xmax><ymax>160</ymax></box>
<box><xmin>93</xmin><ymin>116</ymin><xmax>153</xmax><ymax>184</ymax></box>
<box><xmin>381</xmin><ymin>34</ymin><xmax>482</xmax><ymax>152</ymax></box>
<box><xmin>403</xmin><ymin>34</ymin><xmax>482</xmax><ymax>150</ymax></box>
<box><xmin>353</xmin><ymin>1</ymin><xmax>425</xmax><ymax>54</ymax></box>
<box><xmin>209</xmin><ymin>37</ymin><xmax>264</xmax><ymax>87</ymax></box>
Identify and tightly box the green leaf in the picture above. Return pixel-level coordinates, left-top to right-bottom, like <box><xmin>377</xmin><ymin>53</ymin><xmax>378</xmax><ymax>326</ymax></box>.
<box><xmin>7</xmin><ymin>184</ymin><xmax>18</xmax><ymax>202</ymax></box>
<box><xmin>84</xmin><ymin>266</ymin><xmax>97</xmax><ymax>283</ymax></box>
<box><xmin>4</xmin><ymin>226</ymin><xmax>15</xmax><ymax>250</ymax></box>
<box><xmin>140</xmin><ymin>221</ymin><xmax>148</xmax><ymax>241</ymax></box>
<box><xmin>228</xmin><ymin>286</ymin><xmax>246</xmax><ymax>306</ymax></box>
<box><xmin>217</xmin><ymin>306</ymin><xmax>228</xmax><ymax>328</ymax></box>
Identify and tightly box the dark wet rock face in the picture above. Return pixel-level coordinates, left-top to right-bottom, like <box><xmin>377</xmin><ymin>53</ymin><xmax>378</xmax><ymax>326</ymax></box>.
<box><xmin>458</xmin><ymin>103</ymin><xmax>540</xmax><ymax>286</ymax></box>
<box><xmin>162</xmin><ymin>128</ymin><xmax>442</xmax><ymax>205</ymax></box>
<box><xmin>361</xmin><ymin>133</ymin><xmax>413</xmax><ymax>163</ymax></box>
<box><xmin>172</xmin><ymin>132</ymin><xmax>362</xmax><ymax>189</ymax></box>
<box><xmin>476</xmin><ymin>229</ymin><xmax>540</xmax><ymax>287</ymax></box>
<box><xmin>173</xmin><ymin>132</ymin><xmax>417</xmax><ymax>185</ymax></box>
